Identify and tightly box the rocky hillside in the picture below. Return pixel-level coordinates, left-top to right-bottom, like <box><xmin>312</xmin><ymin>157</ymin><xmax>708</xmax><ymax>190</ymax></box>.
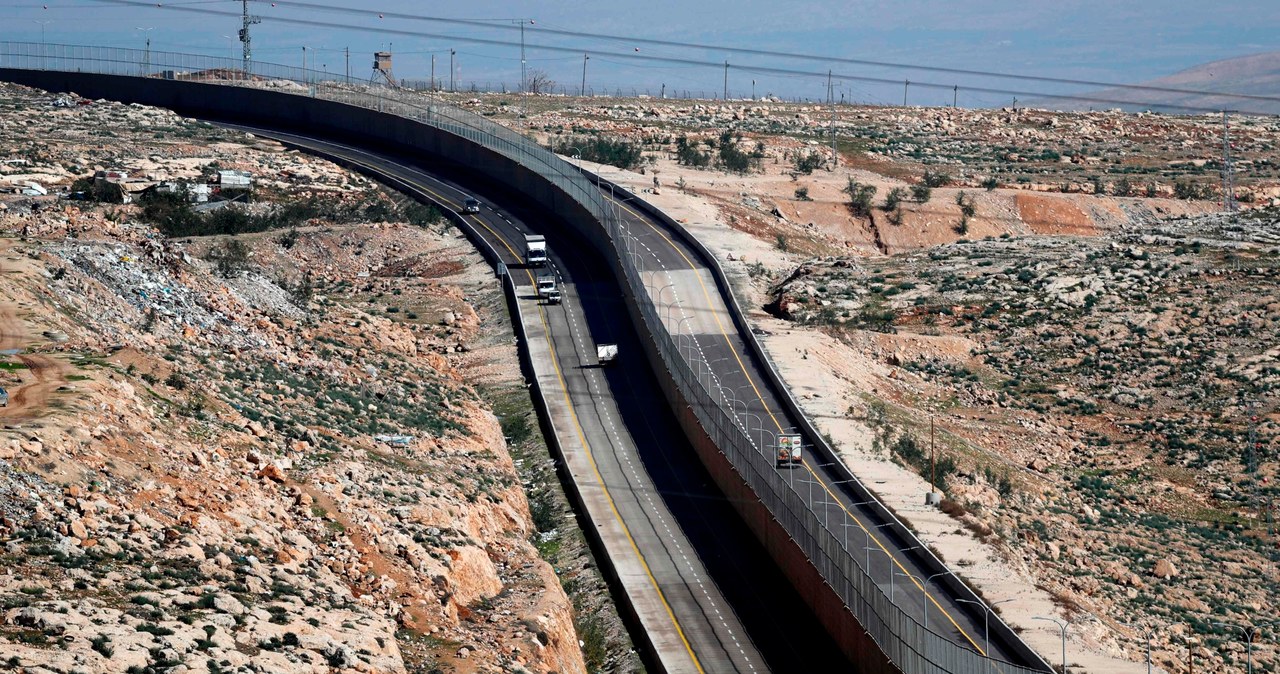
<box><xmin>764</xmin><ymin>211</ymin><xmax>1280</xmax><ymax>673</ymax></box>
<box><xmin>0</xmin><ymin>83</ymin><xmax>638</xmax><ymax>674</ymax></box>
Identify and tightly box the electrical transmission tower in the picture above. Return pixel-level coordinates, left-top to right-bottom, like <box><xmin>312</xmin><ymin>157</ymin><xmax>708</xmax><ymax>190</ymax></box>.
<box><xmin>239</xmin><ymin>0</ymin><xmax>261</xmax><ymax>74</ymax></box>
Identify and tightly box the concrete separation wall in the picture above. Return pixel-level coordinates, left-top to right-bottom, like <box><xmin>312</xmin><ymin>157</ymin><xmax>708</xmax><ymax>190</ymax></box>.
<box><xmin>0</xmin><ymin>68</ymin><xmax>1043</xmax><ymax>673</ymax></box>
<box><xmin>593</xmin><ymin>176</ymin><xmax>1050</xmax><ymax>671</ymax></box>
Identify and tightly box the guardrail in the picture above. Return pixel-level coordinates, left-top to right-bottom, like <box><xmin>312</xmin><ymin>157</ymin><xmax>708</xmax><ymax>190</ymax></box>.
<box><xmin>0</xmin><ymin>42</ymin><xmax>1049</xmax><ymax>674</ymax></box>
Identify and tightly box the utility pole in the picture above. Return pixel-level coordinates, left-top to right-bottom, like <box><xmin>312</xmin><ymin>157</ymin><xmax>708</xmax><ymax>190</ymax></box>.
<box><xmin>238</xmin><ymin>0</ymin><xmax>259</xmax><ymax>74</ymax></box>
<box><xmin>752</xmin><ymin>79</ymin><xmax>756</xmax><ymax>100</ymax></box>
<box><xmin>903</xmin><ymin>79</ymin><xmax>909</xmax><ymax>107</ymax></box>
<box><xmin>1222</xmin><ymin>110</ymin><xmax>1237</xmax><ymax>212</ymax></box>
<box><xmin>449</xmin><ymin>49</ymin><xmax>455</xmax><ymax>92</ymax></box>
<box><xmin>723</xmin><ymin>61</ymin><xmax>729</xmax><ymax>100</ymax></box>
<box><xmin>581</xmin><ymin>54</ymin><xmax>588</xmax><ymax>97</ymax></box>
<box><xmin>828</xmin><ymin>70</ymin><xmax>837</xmax><ymax>169</ymax></box>
<box><xmin>345</xmin><ymin>47</ymin><xmax>350</xmax><ymax>82</ymax></box>
<box><xmin>512</xmin><ymin>19</ymin><xmax>533</xmax><ymax>114</ymax></box>
<box><xmin>931</xmin><ymin>418</ymin><xmax>937</xmax><ymax>493</ymax></box>
<box><xmin>953</xmin><ymin>85</ymin><xmax>958</xmax><ymax>108</ymax></box>
<box><xmin>430</xmin><ymin>53</ymin><xmax>435</xmax><ymax>90</ymax></box>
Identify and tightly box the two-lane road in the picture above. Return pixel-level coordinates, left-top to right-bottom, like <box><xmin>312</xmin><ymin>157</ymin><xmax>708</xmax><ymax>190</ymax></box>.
<box><xmin>601</xmin><ymin>183</ymin><xmax>1039</xmax><ymax>668</ymax></box>
<box><xmin>226</xmin><ymin>125</ymin><xmax>849</xmax><ymax>673</ymax></box>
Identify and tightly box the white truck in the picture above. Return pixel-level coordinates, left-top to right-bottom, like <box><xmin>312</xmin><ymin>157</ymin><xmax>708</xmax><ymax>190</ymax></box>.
<box><xmin>776</xmin><ymin>435</ymin><xmax>803</xmax><ymax>467</ymax></box>
<box><xmin>536</xmin><ymin>273</ymin><xmax>561</xmax><ymax>304</ymax></box>
<box><xmin>524</xmin><ymin>234</ymin><xmax>548</xmax><ymax>267</ymax></box>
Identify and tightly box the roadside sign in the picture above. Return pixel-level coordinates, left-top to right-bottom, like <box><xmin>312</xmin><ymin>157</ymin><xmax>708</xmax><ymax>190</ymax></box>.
<box><xmin>496</xmin><ymin>262</ymin><xmax>507</xmax><ymax>278</ymax></box>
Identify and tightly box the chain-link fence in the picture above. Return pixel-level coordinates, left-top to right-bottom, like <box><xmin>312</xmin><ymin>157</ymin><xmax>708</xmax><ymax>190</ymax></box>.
<box><xmin>0</xmin><ymin>41</ymin><xmax>1050</xmax><ymax>674</ymax></box>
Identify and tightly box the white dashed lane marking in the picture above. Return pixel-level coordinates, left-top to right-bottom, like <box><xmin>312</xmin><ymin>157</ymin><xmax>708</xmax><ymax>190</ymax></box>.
<box><xmin>554</xmin><ymin>273</ymin><xmax>757</xmax><ymax>673</ymax></box>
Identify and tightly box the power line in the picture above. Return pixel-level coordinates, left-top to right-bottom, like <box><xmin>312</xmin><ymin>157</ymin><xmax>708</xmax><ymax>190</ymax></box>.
<box><xmin>81</xmin><ymin>0</ymin><xmax>1280</xmax><ymax>115</ymax></box>
<box><xmin>236</xmin><ymin>0</ymin><xmax>1280</xmax><ymax>107</ymax></box>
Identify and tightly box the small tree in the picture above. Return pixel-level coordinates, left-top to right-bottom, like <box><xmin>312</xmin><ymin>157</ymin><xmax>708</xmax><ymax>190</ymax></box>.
<box><xmin>981</xmin><ymin>176</ymin><xmax>999</xmax><ymax>191</ymax></box>
<box><xmin>922</xmin><ymin>170</ymin><xmax>951</xmax><ymax>188</ymax></box>
<box><xmin>292</xmin><ymin>271</ymin><xmax>314</xmax><ymax>307</ymax></box>
<box><xmin>911</xmin><ymin>184</ymin><xmax>932</xmax><ymax>203</ymax></box>
<box><xmin>1092</xmin><ymin>176</ymin><xmax>1107</xmax><ymax>196</ymax></box>
<box><xmin>794</xmin><ymin>186</ymin><xmax>811</xmax><ymax>201</ymax></box>
<box><xmin>1114</xmin><ymin>177</ymin><xmax>1133</xmax><ymax>197</ymax></box>
<box><xmin>844</xmin><ymin>179</ymin><xmax>877</xmax><ymax>217</ymax></box>
<box><xmin>526</xmin><ymin>69</ymin><xmax>555</xmax><ymax>94</ymax></box>
<box><xmin>884</xmin><ymin>188</ymin><xmax>905</xmax><ymax>212</ymax></box>
<box><xmin>675</xmin><ymin>136</ymin><xmax>711</xmax><ymax>167</ymax></box>
<box><xmin>792</xmin><ymin>151</ymin><xmax>823</xmax><ymax>175</ymax></box>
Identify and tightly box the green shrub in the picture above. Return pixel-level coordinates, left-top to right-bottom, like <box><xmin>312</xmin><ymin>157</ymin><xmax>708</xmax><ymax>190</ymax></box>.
<box><xmin>674</xmin><ymin>136</ymin><xmax>711</xmax><ymax>167</ymax></box>
<box><xmin>793</xmin><ymin>151</ymin><xmax>823</xmax><ymax>175</ymax></box>
<box><xmin>844</xmin><ymin>179</ymin><xmax>877</xmax><ymax>217</ymax></box>
<box><xmin>716</xmin><ymin>130</ymin><xmax>760</xmax><ymax>173</ymax></box>
<box><xmin>551</xmin><ymin>135</ymin><xmax>643</xmax><ymax>170</ymax></box>
<box><xmin>884</xmin><ymin>188</ymin><xmax>905</xmax><ymax>211</ymax></box>
<box><xmin>923</xmin><ymin>170</ymin><xmax>951</xmax><ymax>187</ymax></box>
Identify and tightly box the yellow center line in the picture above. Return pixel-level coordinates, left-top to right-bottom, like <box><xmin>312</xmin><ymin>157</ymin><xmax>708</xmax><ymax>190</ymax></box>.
<box><xmin>610</xmin><ymin>195</ymin><xmax>988</xmax><ymax>656</ymax></box>
<box><xmin>392</xmin><ymin>176</ymin><xmax>707</xmax><ymax>672</ymax></box>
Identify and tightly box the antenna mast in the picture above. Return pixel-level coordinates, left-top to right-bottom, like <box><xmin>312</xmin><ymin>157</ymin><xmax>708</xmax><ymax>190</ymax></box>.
<box><xmin>239</xmin><ymin>0</ymin><xmax>261</xmax><ymax>74</ymax></box>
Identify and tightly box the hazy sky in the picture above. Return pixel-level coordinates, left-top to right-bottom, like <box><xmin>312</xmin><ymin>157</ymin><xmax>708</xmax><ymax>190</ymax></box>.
<box><xmin>6</xmin><ymin>1</ymin><xmax>1279</xmax><ymax>105</ymax></box>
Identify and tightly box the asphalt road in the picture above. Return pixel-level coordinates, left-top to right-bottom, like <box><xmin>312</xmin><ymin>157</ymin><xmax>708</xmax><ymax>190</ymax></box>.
<box><xmin>224</xmin><ymin>125</ymin><xmax>851</xmax><ymax>673</ymax></box>
<box><xmin>603</xmin><ymin>188</ymin><xmax>1035</xmax><ymax>667</ymax></box>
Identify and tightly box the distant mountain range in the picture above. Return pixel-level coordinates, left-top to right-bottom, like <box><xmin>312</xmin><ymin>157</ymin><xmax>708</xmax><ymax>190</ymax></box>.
<box><xmin>1045</xmin><ymin>52</ymin><xmax>1280</xmax><ymax>116</ymax></box>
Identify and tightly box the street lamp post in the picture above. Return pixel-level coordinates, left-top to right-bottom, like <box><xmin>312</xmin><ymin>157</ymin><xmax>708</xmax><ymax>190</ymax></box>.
<box><xmin>892</xmin><ymin>571</ymin><xmax>920</xmax><ymax>605</ymax></box>
<box><xmin>864</xmin><ymin>545</ymin><xmax>888</xmax><ymax>580</ymax></box>
<box><xmin>960</xmin><ymin>599</ymin><xmax>1015</xmax><ymax>671</ymax></box>
<box><xmin>33</xmin><ymin>20</ymin><xmax>51</xmax><ymax>45</ymax></box>
<box><xmin>923</xmin><ymin>570</ymin><xmax>958</xmax><ymax>631</ymax></box>
<box><xmin>1119</xmin><ymin>622</ymin><xmax>1154</xmax><ymax>674</ymax></box>
<box><xmin>1034</xmin><ymin>616</ymin><xmax>1069</xmax><ymax>673</ymax></box>
<box><xmin>838</xmin><ymin>500</ymin><xmax>876</xmax><ymax>551</ymax></box>
<box><xmin>1214</xmin><ymin>621</ymin><xmax>1275</xmax><ymax>674</ymax></box>
<box><xmin>861</xmin><ymin>522</ymin><xmax>897</xmax><ymax>570</ymax></box>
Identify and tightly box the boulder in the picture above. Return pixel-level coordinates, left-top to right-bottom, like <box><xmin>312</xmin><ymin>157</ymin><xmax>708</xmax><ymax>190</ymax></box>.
<box><xmin>1152</xmin><ymin>558</ymin><xmax>1179</xmax><ymax>579</ymax></box>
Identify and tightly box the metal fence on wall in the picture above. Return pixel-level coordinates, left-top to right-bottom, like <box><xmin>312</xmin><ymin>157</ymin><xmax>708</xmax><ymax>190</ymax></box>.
<box><xmin>0</xmin><ymin>41</ymin><xmax>1049</xmax><ymax>674</ymax></box>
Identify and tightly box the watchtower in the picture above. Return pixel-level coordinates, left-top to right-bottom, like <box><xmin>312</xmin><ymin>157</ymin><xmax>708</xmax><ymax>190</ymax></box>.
<box><xmin>372</xmin><ymin>51</ymin><xmax>396</xmax><ymax>87</ymax></box>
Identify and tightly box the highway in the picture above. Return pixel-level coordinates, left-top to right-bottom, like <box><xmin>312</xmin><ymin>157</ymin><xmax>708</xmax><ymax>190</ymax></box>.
<box><xmin>227</xmin><ymin>126</ymin><xmax>850</xmax><ymax>673</ymax></box>
<box><xmin>0</xmin><ymin>56</ymin><xmax>1049</xmax><ymax>674</ymax></box>
<box><xmin>599</xmin><ymin>184</ymin><xmax>1037</xmax><ymax>667</ymax></box>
